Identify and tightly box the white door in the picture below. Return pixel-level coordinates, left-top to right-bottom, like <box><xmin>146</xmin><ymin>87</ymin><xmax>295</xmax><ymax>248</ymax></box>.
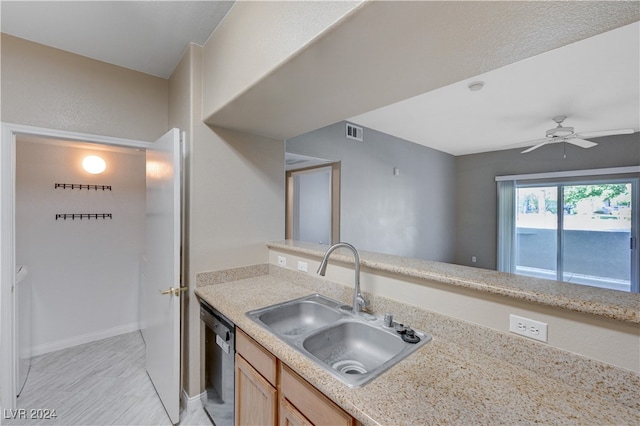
<box><xmin>142</xmin><ymin>128</ymin><xmax>181</xmax><ymax>424</ymax></box>
<box><xmin>292</xmin><ymin>166</ymin><xmax>332</xmax><ymax>244</ymax></box>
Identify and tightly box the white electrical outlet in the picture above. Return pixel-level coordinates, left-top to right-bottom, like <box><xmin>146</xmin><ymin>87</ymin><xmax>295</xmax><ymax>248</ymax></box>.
<box><xmin>509</xmin><ymin>314</ymin><xmax>548</xmax><ymax>343</ymax></box>
<box><xmin>277</xmin><ymin>256</ymin><xmax>286</xmax><ymax>266</ymax></box>
<box><xmin>297</xmin><ymin>261</ymin><xmax>308</xmax><ymax>272</ymax></box>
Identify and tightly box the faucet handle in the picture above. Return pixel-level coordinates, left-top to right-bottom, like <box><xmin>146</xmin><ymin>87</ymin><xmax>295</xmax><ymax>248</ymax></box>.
<box><xmin>356</xmin><ymin>294</ymin><xmax>369</xmax><ymax>308</ymax></box>
<box><xmin>383</xmin><ymin>313</ymin><xmax>394</xmax><ymax>327</ymax></box>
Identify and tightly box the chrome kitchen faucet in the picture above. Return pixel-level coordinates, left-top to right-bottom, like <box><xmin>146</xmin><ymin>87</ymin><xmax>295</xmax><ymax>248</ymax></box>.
<box><xmin>317</xmin><ymin>242</ymin><xmax>369</xmax><ymax>314</ymax></box>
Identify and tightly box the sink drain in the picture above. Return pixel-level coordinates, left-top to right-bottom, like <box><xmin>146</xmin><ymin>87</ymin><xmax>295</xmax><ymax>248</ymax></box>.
<box><xmin>332</xmin><ymin>360</ymin><xmax>368</xmax><ymax>375</ymax></box>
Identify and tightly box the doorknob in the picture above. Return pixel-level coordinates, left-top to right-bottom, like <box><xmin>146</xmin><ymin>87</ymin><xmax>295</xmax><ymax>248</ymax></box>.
<box><xmin>160</xmin><ymin>286</ymin><xmax>188</xmax><ymax>297</ymax></box>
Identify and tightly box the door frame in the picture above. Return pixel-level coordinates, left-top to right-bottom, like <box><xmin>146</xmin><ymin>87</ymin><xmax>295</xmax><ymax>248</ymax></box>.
<box><xmin>285</xmin><ymin>162</ymin><xmax>340</xmax><ymax>244</ymax></box>
<box><xmin>0</xmin><ymin>122</ymin><xmax>151</xmax><ymax>410</ymax></box>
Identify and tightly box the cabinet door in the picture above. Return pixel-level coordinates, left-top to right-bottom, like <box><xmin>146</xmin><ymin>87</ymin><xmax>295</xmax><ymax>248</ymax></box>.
<box><xmin>235</xmin><ymin>354</ymin><xmax>277</xmax><ymax>426</ymax></box>
<box><xmin>279</xmin><ymin>397</ymin><xmax>313</xmax><ymax>426</ymax></box>
<box><xmin>280</xmin><ymin>364</ymin><xmax>355</xmax><ymax>426</ymax></box>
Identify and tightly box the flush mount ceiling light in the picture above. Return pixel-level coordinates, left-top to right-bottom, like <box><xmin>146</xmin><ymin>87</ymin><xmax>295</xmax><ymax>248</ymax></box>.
<box><xmin>82</xmin><ymin>155</ymin><xmax>106</xmax><ymax>174</ymax></box>
<box><xmin>467</xmin><ymin>81</ymin><xmax>485</xmax><ymax>92</ymax></box>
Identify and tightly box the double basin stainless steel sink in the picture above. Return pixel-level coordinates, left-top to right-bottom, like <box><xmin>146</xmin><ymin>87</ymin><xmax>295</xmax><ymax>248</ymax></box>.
<box><xmin>246</xmin><ymin>294</ymin><xmax>432</xmax><ymax>387</ymax></box>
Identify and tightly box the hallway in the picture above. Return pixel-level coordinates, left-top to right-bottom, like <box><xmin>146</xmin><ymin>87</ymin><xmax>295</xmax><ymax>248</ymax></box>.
<box><xmin>6</xmin><ymin>332</ymin><xmax>211</xmax><ymax>425</ymax></box>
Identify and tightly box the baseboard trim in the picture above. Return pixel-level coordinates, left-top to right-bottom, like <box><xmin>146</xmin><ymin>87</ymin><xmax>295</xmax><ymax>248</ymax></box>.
<box><xmin>30</xmin><ymin>322</ymin><xmax>140</xmax><ymax>357</ymax></box>
<box><xmin>182</xmin><ymin>388</ymin><xmax>206</xmax><ymax>411</ymax></box>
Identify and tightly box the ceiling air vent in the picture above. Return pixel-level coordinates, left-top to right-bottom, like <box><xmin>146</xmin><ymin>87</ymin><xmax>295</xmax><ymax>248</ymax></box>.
<box><xmin>346</xmin><ymin>123</ymin><xmax>363</xmax><ymax>141</ymax></box>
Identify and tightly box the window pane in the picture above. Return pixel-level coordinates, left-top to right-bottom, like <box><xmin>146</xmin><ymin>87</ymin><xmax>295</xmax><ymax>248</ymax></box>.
<box><xmin>562</xmin><ymin>183</ymin><xmax>632</xmax><ymax>291</ymax></box>
<box><xmin>515</xmin><ymin>186</ymin><xmax>558</xmax><ymax>280</ymax></box>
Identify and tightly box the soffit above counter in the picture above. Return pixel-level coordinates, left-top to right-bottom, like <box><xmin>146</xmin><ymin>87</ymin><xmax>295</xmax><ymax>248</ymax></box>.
<box><xmin>202</xmin><ymin>1</ymin><xmax>639</xmax><ymax>141</ymax></box>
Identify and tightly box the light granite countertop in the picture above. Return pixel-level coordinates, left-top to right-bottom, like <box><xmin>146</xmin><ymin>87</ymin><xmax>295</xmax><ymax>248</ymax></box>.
<box><xmin>268</xmin><ymin>240</ymin><xmax>640</xmax><ymax>324</ymax></box>
<box><xmin>195</xmin><ymin>265</ymin><xmax>640</xmax><ymax>426</ymax></box>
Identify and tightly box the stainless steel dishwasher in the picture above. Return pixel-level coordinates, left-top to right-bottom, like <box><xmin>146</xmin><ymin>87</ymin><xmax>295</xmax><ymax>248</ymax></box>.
<box><xmin>200</xmin><ymin>300</ymin><xmax>235</xmax><ymax>426</ymax></box>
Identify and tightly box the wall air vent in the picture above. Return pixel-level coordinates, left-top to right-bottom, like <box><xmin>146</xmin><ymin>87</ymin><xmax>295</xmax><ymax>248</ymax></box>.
<box><xmin>346</xmin><ymin>123</ymin><xmax>363</xmax><ymax>141</ymax></box>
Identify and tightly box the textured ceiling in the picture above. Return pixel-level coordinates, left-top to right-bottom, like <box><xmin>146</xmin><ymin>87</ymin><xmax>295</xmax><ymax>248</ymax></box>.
<box><xmin>1</xmin><ymin>1</ymin><xmax>638</xmax><ymax>156</ymax></box>
<box><xmin>349</xmin><ymin>22</ymin><xmax>640</xmax><ymax>156</ymax></box>
<box><xmin>1</xmin><ymin>1</ymin><xmax>234</xmax><ymax>78</ymax></box>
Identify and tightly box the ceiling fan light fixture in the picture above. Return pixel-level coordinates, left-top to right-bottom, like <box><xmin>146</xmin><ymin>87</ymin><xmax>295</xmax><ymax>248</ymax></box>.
<box><xmin>521</xmin><ymin>115</ymin><xmax>631</xmax><ymax>154</ymax></box>
<box><xmin>546</xmin><ymin>126</ymin><xmax>574</xmax><ymax>137</ymax></box>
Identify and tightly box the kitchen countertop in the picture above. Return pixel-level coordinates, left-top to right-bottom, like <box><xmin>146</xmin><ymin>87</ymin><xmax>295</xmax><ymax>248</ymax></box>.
<box><xmin>195</xmin><ymin>266</ymin><xmax>640</xmax><ymax>426</ymax></box>
<box><xmin>268</xmin><ymin>240</ymin><xmax>640</xmax><ymax>324</ymax></box>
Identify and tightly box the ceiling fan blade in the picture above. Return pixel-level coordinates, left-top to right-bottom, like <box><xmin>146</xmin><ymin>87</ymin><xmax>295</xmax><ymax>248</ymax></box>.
<box><xmin>521</xmin><ymin>141</ymin><xmax>550</xmax><ymax>153</ymax></box>
<box><xmin>504</xmin><ymin>138</ymin><xmax>548</xmax><ymax>150</ymax></box>
<box><xmin>576</xmin><ymin>128</ymin><xmax>634</xmax><ymax>138</ymax></box>
<box><xmin>566</xmin><ymin>138</ymin><xmax>598</xmax><ymax>149</ymax></box>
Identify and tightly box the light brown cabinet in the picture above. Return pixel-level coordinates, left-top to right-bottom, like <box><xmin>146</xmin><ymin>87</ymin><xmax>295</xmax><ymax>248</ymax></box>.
<box><xmin>280</xmin><ymin>364</ymin><xmax>355</xmax><ymax>426</ymax></box>
<box><xmin>235</xmin><ymin>354</ymin><xmax>277</xmax><ymax>425</ymax></box>
<box><xmin>279</xmin><ymin>396</ymin><xmax>312</xmax><ymax>426</ymax></box>
<box><xmin>235</xmin><ymin>328</ymin><xmax>357</xmax><ymax>426</ymax></box>
<box><xmin>235</xmin><ymin>329</ymin><xmax>277</xmax><ymax>425</ymax></box>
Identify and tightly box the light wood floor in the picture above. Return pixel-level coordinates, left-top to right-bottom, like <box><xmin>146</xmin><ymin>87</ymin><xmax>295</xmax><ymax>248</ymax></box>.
<box><xmin>6</xmin><ymin>331</ymin><xmax>212</xmax><ymax>426</ymax></box>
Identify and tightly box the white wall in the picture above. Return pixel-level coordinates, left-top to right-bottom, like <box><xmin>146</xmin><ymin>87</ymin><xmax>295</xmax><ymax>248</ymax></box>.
<box><xmin>0</xmin><ymin>34</ymin><xmax>168</xmax><ymax>141</ymax></box>
<box><xmin>293</xmin><ymin>167</ymin><xmax>332</xmax><ymax>244</ymax></box>
<box><xmin>1</xmin><ymin>32</ymin><xmax>167</xmax><ymax>408</ymax></box>
<box><xmin>202</xmin><ymin>0</ymin><xmax>362</xmax><ymax>120</ymax></box>
<box><xmin>169</xmin><ymin>44</ymin><xmax>286</xmax><ymax>398</ymax></box>
<box><xmin>15</xmin><ymin>138</ymin><xmax>145</xmax><ymax>355</ymax></box>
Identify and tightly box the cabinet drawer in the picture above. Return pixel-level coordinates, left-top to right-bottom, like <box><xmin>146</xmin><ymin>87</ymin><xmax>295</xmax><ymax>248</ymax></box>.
<box><xmin>236</xmin><ymin>328</ymin><xmax>277</xmax><ymax>386</ymax></box>
<box><xmin>280</xmin><ymin>364</ymin><xmax>354</xmax><ymax>426</ymax></box>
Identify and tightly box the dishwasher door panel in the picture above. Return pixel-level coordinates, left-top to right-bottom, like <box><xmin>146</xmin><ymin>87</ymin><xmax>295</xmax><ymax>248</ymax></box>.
<box><xmin>201</xmin><ymin>302</ymin><xmax>235</xmax><ymax>426</ymax></box>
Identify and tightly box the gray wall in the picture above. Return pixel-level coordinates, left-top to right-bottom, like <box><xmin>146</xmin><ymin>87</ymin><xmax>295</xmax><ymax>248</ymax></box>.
<box><xmin>287</xmin><ymin>126</ymin><xmax>638</xmax><ymax>269</ymax></box>
<box><xmin>455</xmin><ymin>133</ymin><xmax>640</xmax><ymax>269</ymax></box>
<box><xmin>287</xmin><ymin>122</ymin><xmax>457</xmax><ymax>262</ymax></box>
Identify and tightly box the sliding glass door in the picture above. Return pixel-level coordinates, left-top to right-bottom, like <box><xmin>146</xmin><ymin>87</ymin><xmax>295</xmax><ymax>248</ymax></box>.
<box><xmin>514</xmin><ymin>179</ymin><xmax>638</xmax><ymax>292</ymax></box>
<box><xmin>561</xmin><ymin>183</ymin><xmax>633</xmax><ymax>289</ymax></box>
<box><xmin>515</xmin><ymin>186</ymin><xmax>558</xmax><ymax>279</ymax></box>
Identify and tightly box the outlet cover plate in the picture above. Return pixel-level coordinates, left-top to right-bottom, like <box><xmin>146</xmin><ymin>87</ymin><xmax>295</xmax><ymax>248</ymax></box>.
<box><xmin>509</xmin><ymin>314</ymin><xmax>548</xmax><ymax>343</ymax></box>
<box><xmin>277</xmin><ymin>256</ymin><xmax>286</xmax><ymax>266</ymax></box>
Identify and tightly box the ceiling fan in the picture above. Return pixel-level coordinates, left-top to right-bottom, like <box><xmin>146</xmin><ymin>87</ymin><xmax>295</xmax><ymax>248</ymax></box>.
<box><xmin>521</xmin><ymin>115</ymin><xmax>634</xmax><ymax>154</ymax></box>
